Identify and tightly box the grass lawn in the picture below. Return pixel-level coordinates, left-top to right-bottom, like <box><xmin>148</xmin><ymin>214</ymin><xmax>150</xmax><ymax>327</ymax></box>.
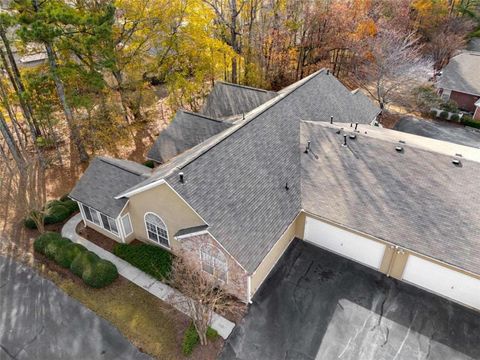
<box><xmin>34</xmin><ymin>257</ymin><xmax>224</xmax><ymax>360</ymax></box>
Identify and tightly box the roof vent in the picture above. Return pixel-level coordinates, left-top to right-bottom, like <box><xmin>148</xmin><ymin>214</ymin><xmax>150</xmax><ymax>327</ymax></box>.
<box><xmin>330</xmin><ymin>116</ymin><xmax>333</xmax><ymax>124</ymax></box>
<box><xmin>342</xmin><ymin>134</ymin><xmax>347</xmax><ymax>147</ymax></box>
<box><xmin>399</xmin><ymin>140</ymin><xmax>406</xmax><ymax>144</ymax></box>
<box><xmin>179</xmin><ymin>172</ymin><xmax>185</xmax><ymax>183</ymax></box>
<box><xmin>285</xmin><ymin>182</ymin><xmax>289</xmax><ymax>190</ymax></box>
<box><xmin>452</xmin><ymin>158</ymin><xmax>461</xmax><ymax>166</ymax></box>
<box><xmin>395</xmin><ymin>146</ymin><xmax>403</xmax><ymax>152</ymax></box>
<box><xmin>354</xmin><ymin>123</ymin><xmax>359</xmax><ymax>131</ymax></box>
<box><xmin>455</xmin><ymin>153</ymin><xmax>462</xmax><ymax>157</ymax></box>
<box><xmin>326</xmin><ymin>69</ymin><xmax>330</xmax><ymax>75</ymax></box>
<box><xmin>349</xmin><ymin>133</ymin><xmax>357</xmax><ymax>140</ymax></box>
<box><xmin>304</xmin><ymin>140</ymin><xmax>311</xmax><ymax>154</ymax></box>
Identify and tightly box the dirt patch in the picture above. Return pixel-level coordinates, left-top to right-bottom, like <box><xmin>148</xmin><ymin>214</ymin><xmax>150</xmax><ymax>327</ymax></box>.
<box><xmin>77</xmin><ymin>222</ymin><xmax>119</xmax><ymax>253</ymax></box>
<box><xmin>380</xmin><ymin>111</ymin><xmax>402</xmax><ymax>129</ymax></box>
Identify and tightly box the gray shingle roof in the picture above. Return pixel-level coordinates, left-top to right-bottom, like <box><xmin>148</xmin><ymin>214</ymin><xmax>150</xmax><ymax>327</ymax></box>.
<box><xmin>147</xmin><ymin>110</ymin><xmax>231</xmax><ymax>163</ymax></box>
<box><xmin>200</xmin><ymin>82</ymin><xmax>277</xmax><ymax>119</ymax></box>
<box><xmin>350</xmin><ymin>89</ymin><xmax>381</xmax><ymax>123</ymax></box>
<box><xmin>300</xmin><ymin>121</ymin><xmax>480</xmax><ymax>276</ymax></box>
<box><xmin>69</xmin><ymin>157</ymin><xmax>151</xmax><ymax>218</ymax></box>
<box><xmin>437</xmin><ymin>52</ymin><xmax>480</xmax><ymax>96</ymax></box>
<box><xmin>118</xmin><ymin>70</ymin><xmax>384</xmax><ymax>272</ymax></box>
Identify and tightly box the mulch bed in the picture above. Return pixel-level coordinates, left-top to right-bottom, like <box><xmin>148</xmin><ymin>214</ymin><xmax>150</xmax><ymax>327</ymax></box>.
<box><xmin>77</xmin><ymin>223</ymin><xmax>119</xmax><ymax>253</ymax></box>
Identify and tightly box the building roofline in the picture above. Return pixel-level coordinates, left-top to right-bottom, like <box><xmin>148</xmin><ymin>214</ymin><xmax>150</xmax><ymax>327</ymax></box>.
<box><xmin>214</xmin><ymin>81</ymin><xmax>276</xmax><ymax>94</ymax></box>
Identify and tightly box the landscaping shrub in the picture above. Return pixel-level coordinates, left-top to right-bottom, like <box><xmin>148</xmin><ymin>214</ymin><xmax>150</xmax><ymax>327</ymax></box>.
<box><xmin>25</xmin><ymin>197</ymin><xmax>79</xmax><ymax>229</ymax></box>
<box><xmin>113</xmin><ymin>243</ymin><xmax>172</xmax><ymax>280</ymax></box>
<box><xmin>70</xmin><ymin>250</ymin><xmax>100</xmax><ymax>277</ymax></box>
<box><xmin>439</xmin><ymin>111</ymin><xmax>449</xmax><ymax>119</ymax></box>
<box><xmin>450</xmin><ymin>114</ymin><xmax>460</xmax><ymax>122</ymax></box>
<box><xmin>55</xmin><ymin>243</ymin><xmax>87</xmax><ymax>268</ymax></box>
<box><xmin>82</xmin><ymin>259</ymin><xmax>118</xmax><ymax>288</ymax></box>
<box><xmin>463</xmin><ymin>117</ymin><xmax>480</xmax><ymax>129</ymax></box>
<box><xmin>143</xmin><ymin>160</ymin><xmax>155</xmax><ymax>168</ymax></box>
<box><xmin>182</xmin><ymin>322</ymin><xmax>219</xmax><ymax>356</ymax></box>
<box><xmin>429</xmin><ymin>110</ymin><xmax>438</xmax><ymax>118</ymax></box>
<box><xmin>44</xmin><ymin>237</ymin><xmax>72</xmax><ymax>260</ymax></box>
<box><xmin>33</xmin><ymin>232</ymin><xmax>63</xmax><ymax>254</ymax></box>
<box><xmin>440</xmin><ymin>100</ymin><xmax>459</xmax><ymax>113</ymax></box>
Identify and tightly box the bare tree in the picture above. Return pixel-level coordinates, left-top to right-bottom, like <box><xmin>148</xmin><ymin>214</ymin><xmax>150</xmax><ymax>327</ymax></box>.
<box><xmin>169</xmin><ymin>256</ymin><xmax>242</xmax><ymax>345</ymax></box>
<box><xmin>354</xmin><ymin>29</ymin><xmax>432</xmax><ymax>111</ymax></box>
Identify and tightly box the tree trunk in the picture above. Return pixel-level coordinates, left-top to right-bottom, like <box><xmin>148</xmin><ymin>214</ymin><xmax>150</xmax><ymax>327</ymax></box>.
<box><xmin>112</xmin><ymin>69</ymin><xmax>133</xmax><ymax>124</ymax></box>
<box><xmin>0</xmin><ymin>27</ymin><xmax>41</xmax><ymax>136</ymax></box>
<box><xmin>230</xmin><ymin>0</ymin><xmax>239</xmax><ymax>84</ymax></box>
<box><xmin>0</xmin><ymin>79</ymin><xmax>27</xmax><ymax>150</ymax></box>
<box><xmin>44</xmin><ymin>42</ymin><xmax>89</xmax><ymax>163</ymax></box>
<box><xmin>0</xmin><ymin>111</ymin><xmax>25</xmax><ymax>171</ymax></box>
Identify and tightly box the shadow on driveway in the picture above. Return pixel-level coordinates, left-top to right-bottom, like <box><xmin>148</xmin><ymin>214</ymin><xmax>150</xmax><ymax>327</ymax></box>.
<box><xmin>0</xmin><ymin>255</ymin><xmax>151</xmax><ymax>360</ymax></box>
<box><xmin>220</xmin><ymin>240</ymin><xmax>480</xmax><ymax>360</ymax></box>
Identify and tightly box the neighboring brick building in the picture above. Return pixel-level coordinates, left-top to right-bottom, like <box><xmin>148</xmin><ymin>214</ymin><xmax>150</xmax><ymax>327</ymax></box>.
<box><xmin>437</xmin><ymin>52</ymin><xmax>480</xmax><ymax>113</ymax></box>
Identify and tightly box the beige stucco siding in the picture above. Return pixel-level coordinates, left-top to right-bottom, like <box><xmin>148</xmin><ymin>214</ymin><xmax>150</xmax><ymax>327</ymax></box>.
<box><xmin>82</xmin><ymin>218</ymin><xmax>123</xmax><ymax>242</ymax></box>
<box><xmin>126</xmin><ymin>183</ymin><xmax>206</xmax><ymax>249</ymax></box>
<box><xmin>250</xmin><ymin>214</ymin><xmax>302</xmax><ymax>296</ymax></box>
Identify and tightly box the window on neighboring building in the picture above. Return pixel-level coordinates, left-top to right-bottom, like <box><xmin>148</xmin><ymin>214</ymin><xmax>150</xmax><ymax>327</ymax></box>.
<box><xmin>81</xmin><ymin>204</ymin><xmax>118</xmax><ymax>235</ymax></box>
<box><xmin>200</xmin><ymin>244</ymin><xmax>228</xmax><ymax>282</ymax></box>
<box><xmin>144</xmin><ymin>213</ymin><xmax>169</xmax><ymax>247</ymax></box>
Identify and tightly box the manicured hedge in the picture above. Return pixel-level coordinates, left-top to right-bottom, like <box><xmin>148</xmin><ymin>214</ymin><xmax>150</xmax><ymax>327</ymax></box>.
<box><xmin>55</xmin><ymin>243</ymin><xmax>87</xmax><ymax>268</ymax></box>
<box><xmin>82</xmin><ymin>259</ymin><xmax>118</xmax><ymax>288</ymax></box>
<box><xmin>33</xmin><ymin>232</ymin><xmax>117</xmax><ymax>288</ymax></box>
<box><xmin>450</xmin><ymin>114</ymin><xmax>460</xmax><ymax>122</ymax></box>
<box><xmin>33</xmin><ymin>232</ymin><xmax>63</xmax><ymax>254</ymax></box>
<box><xmin>462</xmin><ymin>117</ymin><xmax>480</xmax><ymax>129</ymax></box>
<box><xmin>70</xmin><ymin>251</ymin><xmax>100</xmax><ymax>277</ymax></box>
<box><xmin>113</xmin><ymin>243</ymin><xmax>172</xmax><ymax>280</ymax></box>
<box><xmin>439</xmin><ymin>111</ymin><xmax>449</xmax><ymax>119</ymax></box>
<box><xmin>24</xmin><ymin>198</ymin><xmax>79</xmax><ymax>230</ymax></box>
<box><xmin>182</xmin><ymin>322</ymin><xmax>218</xmax><ymax>356</ymax></box>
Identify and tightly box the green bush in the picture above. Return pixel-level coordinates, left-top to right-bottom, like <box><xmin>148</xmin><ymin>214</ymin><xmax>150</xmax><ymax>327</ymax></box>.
<box><xmin>44</xmin><ymin>237</ymin><xmax>72</xmax><ymax>260</ymax></box>
<box><xmin>143</xmin><ymin>160</ymin><xmax>155</xmax><ymax>168</ymax></box>
<box><xmin>439</xmin><ymin>111</ymin><xmax>449</xmax><ymax>119</ymax></box>
<box><xmin>113</xmin><ymin>243</ymin><xmax>172</xmax><ymax>280</ymax></box>
<box><xmin>82</xmin><ymin>259</ymin><xmax>118</xmax><ymax>288</ymax></box>
<box><xmin>24</xmin><ymin>197</ymin><xmax>79</xmax><ymax>230</ymax></box>
<box><xmin>450</xmin><ymin>114</ymin><xmax>460</xmax><ymax>122</ymax></box>
<box><xmin>70</xmin><ymin>251</ymin><xmax>100</xmax><ymax>277</ymax></box>
<box><xmin>440</xmin><ymin>100</ymin><xmax>459</xmax><ymax>113</ymax></box>
<box><xmin>429</xmin><ymin>110</ymin><xmax>438</xmax><ymax>118</ymax></box>
<box><xmin>181</xmin><ymin>322</ymin><xmax>219</xmax><ymax>356</ymax></box>
<box><xmin>55</xmin><ymin>243</ymin><xmax>87</xmax><ymax>268</ymax></box>
<box><xmin>462</xmin><ymin>116</ymin><xmax>480</xmax><ymax>129</ymax></box>
<box><xmin>33</xmin><ymin>232</ymin><xmax>63</xmax><ymax>254</ymax></box>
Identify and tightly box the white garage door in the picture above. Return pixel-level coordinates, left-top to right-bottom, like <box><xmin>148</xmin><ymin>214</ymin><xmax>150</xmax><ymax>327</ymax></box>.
<box><xmin>304</xmin><ymin>217</ymin><xmax>386</xmax><ymax>270</ymax></box>
<box><xmin>403</xmin><ymin>255</ymin><xmax>480</xmax><ymax>310</ymax></box>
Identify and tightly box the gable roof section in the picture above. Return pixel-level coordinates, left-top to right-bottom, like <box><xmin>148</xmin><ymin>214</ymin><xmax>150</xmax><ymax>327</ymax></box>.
<box><xmin>200</xmin><ymin>82</ymin><xmax>277</xmax><ymax>119</ymax></box>
<box><xmin>147</xmin><ymin>110</ymin><xmax>232</xmax><ymax>163</ymax></box>
<box><xmin>70</xmin><ymin>157</ymin><xmax>151</xmax><ymax>218</ymax></box>
<box><xmin>437</xmin><ymin>52</ymin><xmax>480</xmax><ymax>96</ymax></box>
<box><xmin>350</xmin><ymin>89</ymin><xmax>381</xmax><ymax>122</ymax></box>
<box><xmin>300</xmin><ymin>121</ymin><xmax>480</xmax><ymax>275</ymax></box>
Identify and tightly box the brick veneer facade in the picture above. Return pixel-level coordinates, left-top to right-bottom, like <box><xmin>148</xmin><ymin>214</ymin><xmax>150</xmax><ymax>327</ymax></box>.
<box><xmin>172</xmin><ymin>232</ymin><xmax>249</xmax><ymax>302</ymax></box>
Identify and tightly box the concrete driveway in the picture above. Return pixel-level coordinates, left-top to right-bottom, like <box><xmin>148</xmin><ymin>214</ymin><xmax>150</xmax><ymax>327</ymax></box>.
<box><xmin>0</xmin><ymin>255</ymin><xmax>151</xmax><ymax>360</ymax></box>
<box><xmin>394</xmin><ymin>116</ymin><xmax>480</xmax><ymax>148</ymax></box>
<box><xmin>220</xmin><ymin>240</ymin><xmax>480</xmax><ymax>360</ymax></box>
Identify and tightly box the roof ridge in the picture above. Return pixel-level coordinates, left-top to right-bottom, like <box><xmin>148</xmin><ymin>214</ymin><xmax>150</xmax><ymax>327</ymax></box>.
<box><xmin>98</xmin><ymin>156</ymin><xmax>148</xmax><ymax>176</ymax></box>
<box><xmin>215</xmin><ymin>81</ymin><xmax>275</xmax><ymax>94</ymax></box>
<box><xmin>174</xmin><ymin>69</ymin><xmax>326</xmax><ymax>171</ymax></box>
<box><xmin>180</xmin><ymin>109</ymin><xmax>229</xmax><ymax>124</ymax></box>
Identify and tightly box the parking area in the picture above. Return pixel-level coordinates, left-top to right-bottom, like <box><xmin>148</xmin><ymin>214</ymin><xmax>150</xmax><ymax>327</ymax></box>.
<box><xmin>220</xmin><ymin>240</ymin><xmax>480</xmax><ymax>360</ymax></box>
<box><xmin>394</xmin><ymin>116</ymin><xmax>480</xmax><ymax>148</ymax></box>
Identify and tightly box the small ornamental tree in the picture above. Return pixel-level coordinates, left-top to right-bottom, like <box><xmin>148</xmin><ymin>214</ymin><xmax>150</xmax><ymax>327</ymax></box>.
<box><xmin>169</xmin><ymin>256</ymin><xmax>242</xmax><ymax>346</ymax></box>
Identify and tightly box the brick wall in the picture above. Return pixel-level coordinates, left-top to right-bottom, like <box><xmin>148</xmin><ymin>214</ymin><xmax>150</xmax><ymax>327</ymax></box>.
<box><xmin>172</xmin><ymin>233</ymin><xmax>249</xmax><ymax>302</ymax></box>
<box><xmin>450</xmin><ymin>91</ymin><xmax>479</xmax><ymax>112</ymax></box>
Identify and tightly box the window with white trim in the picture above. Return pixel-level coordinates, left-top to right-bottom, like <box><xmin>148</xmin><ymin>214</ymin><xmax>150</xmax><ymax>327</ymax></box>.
<box><xmin>200</xmin><ymin>244</ymin><xmax>228</xmax><ymax>282</ymax></box>
<box><xmin>121</xmin><ymin>214</ymin><xmax>133</xmax><ymax>237</ymax></box>
<box><xmin>81</xmin><ymin>204</ymin><xmax>118</xmax><ymax>235</ymax></box>
<box><xmin>145</xmin><ymin>213</ymin><xmax>169</xmax><ymax>247</ymax></box>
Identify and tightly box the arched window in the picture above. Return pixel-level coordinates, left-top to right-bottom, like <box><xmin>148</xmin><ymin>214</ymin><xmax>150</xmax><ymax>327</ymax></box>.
<box><xmin>200</xmin><ymin>244</ymin><xmax>228</xmax><ymax>282</ymax></box>
<box><xmin>144</xmin><ymin>213</ymin><xmax>169</xmax><ymax>247</ymax></box>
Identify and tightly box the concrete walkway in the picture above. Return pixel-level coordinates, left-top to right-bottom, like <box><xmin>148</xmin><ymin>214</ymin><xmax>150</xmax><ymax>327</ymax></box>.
<box><xmin>62</xmin><ymin>214</ymin><xmax>235</xmax><ymax>339</ymax></box>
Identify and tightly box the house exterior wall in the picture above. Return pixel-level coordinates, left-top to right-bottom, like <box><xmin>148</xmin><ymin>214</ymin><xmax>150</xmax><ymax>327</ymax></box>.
<box><xmin>449</xmin><ymin>90</ymin><xmax>480</xmax><ymax>112</ymax></box>
<box><xmin>175</xmin><ymin>232</ymin><xmax>249</xmax><ymax>302</ymax></box>
<box><xmin>250</xmin><ymin>214</ymin><xmax>304</xmax><ymax>297</ymax></box>
<box><xmin>474</xmin><ymin>106</ymin><xmax>480</xmax><ymax>120</ymax></box>
<box><xmin>77</xmin><ymin>202</ymin><xmax>123</xmax><ymax>242</ymax></box>
<box><xmin>126</xmin><ymin>183</ymin><xmax>206</xmax><ymax>249</ymax></box>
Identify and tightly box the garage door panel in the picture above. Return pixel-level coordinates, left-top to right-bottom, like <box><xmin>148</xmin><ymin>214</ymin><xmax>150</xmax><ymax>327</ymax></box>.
<box><xmin>304</xmin><ymin>217</ymin><xmax>386</xmax><ymax>270</ymax></box>
<box><xmin>403</xmin><ymin>255</ymin><xmax>480</xmax><ymax>310</ymax></box>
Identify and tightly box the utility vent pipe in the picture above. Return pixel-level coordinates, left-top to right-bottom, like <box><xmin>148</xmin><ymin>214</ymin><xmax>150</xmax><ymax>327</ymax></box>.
<box><xmin>342</xmin><ymin>134</ymin><xmax>347</xmax><ymax>147</ymax></box>
<box><xmin>179</xmin><ymin>172</ymin><xmax>184</xmax><ymax>183</ymax></box>
<box><xmin>330</xmin><ymin>116</ymin><xmax>333</xmax><ymax>124</ymax></box>
<box><xmin>304</xmin><ymin>141</ymin><xmax>311</xmax><ymax>153</ymax></box>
